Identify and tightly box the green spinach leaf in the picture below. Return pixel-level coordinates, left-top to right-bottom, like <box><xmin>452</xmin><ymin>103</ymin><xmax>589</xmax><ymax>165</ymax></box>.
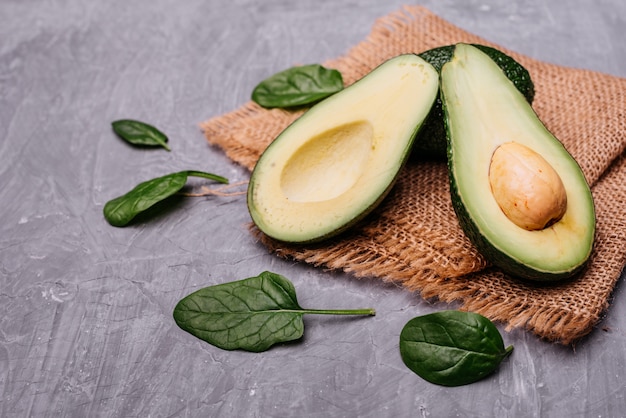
<box><xmin>103</xmin><ymin>170</ymin><xmax>228</xmax><ymax>227</ymax></box>
<box><xmin>112</xmin><ymin>119</ymin><xmax>171</xmax><ymax>151</ymax></box>
<box><xmin>399</xmin><ymin>310</ymin><xmax>513</xmax><ymax>386</ymax></box>
<box><xmin>173</xmin><ymin>271</ymin><xmax>375</xmax><ymax>352</ymax></box>
<box><xmin>252</xmin><ymin>64</ymin><xmax>343</xmax><ymax>108</ymax></box>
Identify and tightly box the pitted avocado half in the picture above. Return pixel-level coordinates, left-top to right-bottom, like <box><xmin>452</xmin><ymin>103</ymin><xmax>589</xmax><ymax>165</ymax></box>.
<box><xmin>247</xmin><ymin>54</ymin><xmax>439</xmax><ymax>243</ymax></box>
<box><xmin>441</xmin><ymin>44</ymin><xmax>595</xmax><ymax>281</ymax></box>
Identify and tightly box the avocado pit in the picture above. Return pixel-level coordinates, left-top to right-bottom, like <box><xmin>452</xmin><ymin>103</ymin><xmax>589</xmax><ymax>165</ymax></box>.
<box><xmin>488</xmin><ymin>141</ymin><xmax>567</xmax><ymax>231</ymax></box>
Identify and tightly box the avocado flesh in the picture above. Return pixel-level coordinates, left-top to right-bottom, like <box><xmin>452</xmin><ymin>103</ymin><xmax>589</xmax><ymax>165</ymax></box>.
<box><xmin>441</xmin><ymin>44</ymin><xmax>595</xmax><ymax>281</ymax></box>
<box><xmin>414</xmin><ymin>44</ymin><xmax>535</xmax><ymax>160</ymax></box>
<box><xmin>248</xmin><ymin>54</ymin><xmax>439</xmax><ymax>243</ymax></box>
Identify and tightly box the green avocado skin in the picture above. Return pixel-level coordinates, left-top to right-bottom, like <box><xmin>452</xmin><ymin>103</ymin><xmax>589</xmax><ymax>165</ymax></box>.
<box><xmin>413</xmin><ymin>44</ymin><xmax>535</xmax><ymax>160</ymax></box>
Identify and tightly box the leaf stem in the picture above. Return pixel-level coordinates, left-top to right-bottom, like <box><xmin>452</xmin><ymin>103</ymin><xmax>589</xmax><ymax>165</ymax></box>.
<box><xmin>300</xmin><ymin>308</ymin><xmax>376</xmax><ymax>316</ymax></box>
<box><xmin>157</xmin><ymin>139</ymin><xmax>171</xmax><ymax>152</ymax></box>
<box><xmin>186</xmin><ymin>171</ymin><xmax>229</xmax><ymax>184</ymax></box>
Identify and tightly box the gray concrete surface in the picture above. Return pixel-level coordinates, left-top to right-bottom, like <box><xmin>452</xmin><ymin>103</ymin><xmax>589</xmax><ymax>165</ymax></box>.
<box><xmin>1</xmin><ymin>1</ymin><xmax>625</xmax><ymax>416</ymax></box>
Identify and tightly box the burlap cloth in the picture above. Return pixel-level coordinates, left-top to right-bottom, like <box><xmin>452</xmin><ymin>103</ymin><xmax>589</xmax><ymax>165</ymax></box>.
<box><xmin>201</xmin><ymin>6</ymin><xmax>626</xmax><ymax>345</ymax></box>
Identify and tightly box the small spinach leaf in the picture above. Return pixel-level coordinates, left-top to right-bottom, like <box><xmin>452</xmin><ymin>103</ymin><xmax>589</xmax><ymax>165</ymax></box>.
<box><xmin>112</xmin><ymin>119</ymin><xmax>171</xmax><ymax>151</ymax></box>
<box><xmin>103</xmin><ymin>170</ymin><xmax>228</xmax><ymax>227</ymax></box>
<box><xmin>173</xmin><ymin>271</ymin><xmax>375</xmax><ymax>352</ymax></box>
<box><xmin>252</xmin><ymin>64</ymin><xmax>343</xmax><ymax>108</ymax></box>
<box><xmin>399</xmin><ymin>310</ymin><xmax>513</xmax><ymax>386</ymax></box>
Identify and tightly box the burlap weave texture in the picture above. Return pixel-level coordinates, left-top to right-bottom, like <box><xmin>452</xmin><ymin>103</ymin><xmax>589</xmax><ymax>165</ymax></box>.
<box><xmin>201</xmin><ymin>6</ymin><xmax>626</xmax><ymax>345</ymax></box>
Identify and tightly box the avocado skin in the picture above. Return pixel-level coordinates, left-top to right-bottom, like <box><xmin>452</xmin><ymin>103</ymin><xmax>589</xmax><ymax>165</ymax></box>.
<box><xmin>413</xmin><ymin>44</ymin><xmax>535</xmax><ymax>160</ymax></box>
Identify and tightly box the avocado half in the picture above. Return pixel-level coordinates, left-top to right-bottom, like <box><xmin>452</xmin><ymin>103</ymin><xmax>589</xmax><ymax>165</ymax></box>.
<box><xmin>248</xmin><ymin>54</ymin><xmax>439</xmax><ymax>243</ymax></box>
<box><xmin>441</xmin><ymin>44</ymin><xmax>596</xmax><ymax>281</ymax></box>
<box><xmin>414</xmin><ymin>44</ymin><xmax>535</xmax><ymax>160</ymax></box>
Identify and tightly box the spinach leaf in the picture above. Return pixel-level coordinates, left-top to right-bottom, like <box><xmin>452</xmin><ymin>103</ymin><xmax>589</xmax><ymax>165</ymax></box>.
<box><xmin>173</xmin><ymin>271</ymin><xmax>375</xmax><ymax>352</ymax></box>
<box><xmin>399</xmin><ymin>310</ymin><xmax>513</xmax><ymax>386</ymax></box>
<box><xmin>252</xmin><ymin>64</ymin><xmax>343</xmax><ymax>108</ymax></box>
<box><xmin>103</xmin><ymin>170</ymin><xmax>228</xmax><ymax>227</ymax></box>
<box><xmin>112</xmin><ymin>119</ymin><xmax>171</xmax><ymax>151</ymax></box>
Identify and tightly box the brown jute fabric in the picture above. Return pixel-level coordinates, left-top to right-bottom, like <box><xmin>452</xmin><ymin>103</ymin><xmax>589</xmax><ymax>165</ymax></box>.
<box><xmin>201</xmin><ymin>6</ymin><xmax>626</xmax><ymax>345</ymax></box>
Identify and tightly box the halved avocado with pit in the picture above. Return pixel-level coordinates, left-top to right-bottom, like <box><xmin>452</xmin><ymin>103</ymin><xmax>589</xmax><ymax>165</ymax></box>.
<box><xmin>441</xmin><ymin>43</ymin><xmax>595</xmax><ymax>281</ymax></box>
<box><xmin>248</xmin><ymin>54</ymin><xmax>439</xmax><ymax>243</ymax></box>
